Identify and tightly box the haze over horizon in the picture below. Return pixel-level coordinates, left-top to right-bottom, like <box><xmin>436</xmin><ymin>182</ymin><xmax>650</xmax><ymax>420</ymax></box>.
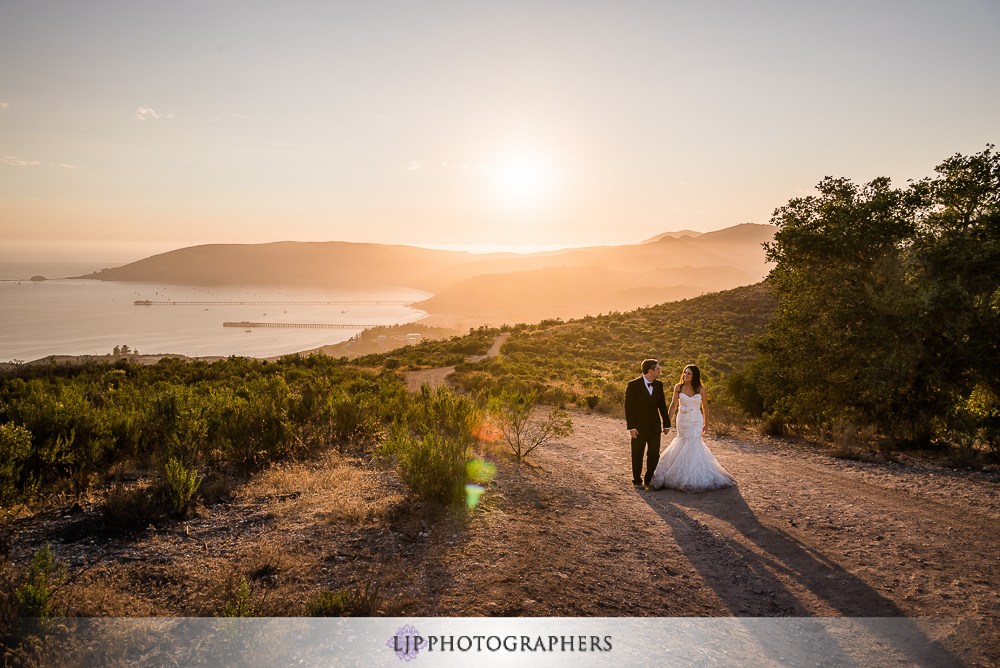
<box><xmin>1</xmin><ymin>1</ymin><xmax>998</xmax><ymax>265</ymax></box>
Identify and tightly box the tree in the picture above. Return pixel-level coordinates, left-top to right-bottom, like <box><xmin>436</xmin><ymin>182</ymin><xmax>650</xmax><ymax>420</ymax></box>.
<box><xmin>738</xmin><ymin>146</ymin><xmax>1000</xmax><ymax>446</ymax></box>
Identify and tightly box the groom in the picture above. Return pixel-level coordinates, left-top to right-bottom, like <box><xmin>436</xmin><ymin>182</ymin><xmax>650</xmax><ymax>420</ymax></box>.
<box><xmin>624</xmin><ymin>359</ymin><xmax>670</xmax><ymax>488</ymax></box>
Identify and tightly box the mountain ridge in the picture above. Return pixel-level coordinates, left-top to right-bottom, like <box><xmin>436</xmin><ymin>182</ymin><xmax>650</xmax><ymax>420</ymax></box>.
<box><xmin>77</xmin><ymin>224</ymin><xmax>776</xmax><ymax>323</ymax></box>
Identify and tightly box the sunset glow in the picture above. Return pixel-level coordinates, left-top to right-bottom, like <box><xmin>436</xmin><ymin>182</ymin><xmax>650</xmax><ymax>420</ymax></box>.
<box><xmin>0</xmin><ymin>1</ymin><xmax>996</xmax><ymax>263</ymax></box>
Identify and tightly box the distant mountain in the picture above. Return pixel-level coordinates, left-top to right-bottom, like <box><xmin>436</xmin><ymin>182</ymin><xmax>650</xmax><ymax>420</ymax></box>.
<box><xmin>77</xmin><ymin>242</ymin><xmax>483</xmax><ymax>291</ymax></box>
<box><xmin>78</xmin><ymin>223</ymin><xmax>776</xmax><ymax>323</ymax></box>
<box><xmin>641</xmin><ymin>230</ymin><xmax>703</xmax><ymax>243</ymax></box>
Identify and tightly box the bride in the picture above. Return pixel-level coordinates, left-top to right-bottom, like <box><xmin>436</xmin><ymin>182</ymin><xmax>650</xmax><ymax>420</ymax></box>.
<box><xmin>649</xmin><ymin>364</ymin><xmax>736</xmax><ymax>493</ymax></box>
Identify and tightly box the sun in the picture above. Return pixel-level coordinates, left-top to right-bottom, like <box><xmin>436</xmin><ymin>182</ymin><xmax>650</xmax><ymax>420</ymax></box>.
<box><xmin>494</xmin><ymin>153</ymin><xmax>551</xmax><ymax>204</ymax></box>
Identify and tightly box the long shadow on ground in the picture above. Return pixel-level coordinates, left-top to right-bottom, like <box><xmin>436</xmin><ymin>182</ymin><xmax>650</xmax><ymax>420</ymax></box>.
<box><xmin>643</xmin><ymin>487</ymin><xmax>961</xmax><ymax>666</ymax></box>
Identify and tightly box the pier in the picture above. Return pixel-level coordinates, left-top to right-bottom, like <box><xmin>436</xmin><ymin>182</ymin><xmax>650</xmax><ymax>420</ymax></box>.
<box><xmin>135</xmin><ymin>300</ymin><xmax>413</xmax><ymax>306</ymax></box>
<box><xmin>223</xmin><ymin>321</ymin><xmax>381</xmax><ymax>329</ymax></box>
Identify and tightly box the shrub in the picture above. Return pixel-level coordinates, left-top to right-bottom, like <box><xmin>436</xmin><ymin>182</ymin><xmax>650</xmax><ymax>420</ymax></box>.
<box><xmin>305</xmin><ymin>589</ymin><xmax>350</xmax><ymax>617</ymax></box>
<box><xmin>0</xmin><ymin>423</ymin><xmax>32</xmax><ymax>506</ymax></box>
<box><xmin>223</xmin><ymin>576</ymin><xmax>258</xmax><ymax>617</ymax></box>
<box><xmin>488</xmin><ymin>390</ymin><xmax>573</xmax><ymax>462</ymax></box>
<box><xmin>405</xmin><ymin>385</ymin><xmax>480</xmax><ymax>442</ymax></box>
<box><xmin>207</xmin><ymin>384</ymin><xmax>292</xmax><ymax>472</ymax></box>
<box><xmin>102</xmin><ymin>483</ymin><xmax>162</xmax><ymax>533</ymax></box>
<box><xmin>948</xmin><ymin>433</ymin><xmax>982</xmax><ymax>469</ymax></box>
<box><xmin>328</xmin><ymin>393</ymin><xmax>382</xmax><ymax>450</ymax></box>
<box><xmin>709</xmin><ymin>400</ymin><xmax>748</xmax><ymax>437</ymax></box>
<box><xmin>163</xmin><ymin>457</ymin><xmax>201</xmax><ymax>518</ymax></box>
<box><xmin>13</xmin><ymin>545</ymin><xmax>65</xmax><ymax>619</ymax></box>
<box><xmin>385</xmin><ymin>432</ymin><xmax>468</xmax><ymax>506</ymax></box>
<box><xmin>758</xmin><ymin>416</ymin><xmax>785</xmax><ymax>437</ymax></box>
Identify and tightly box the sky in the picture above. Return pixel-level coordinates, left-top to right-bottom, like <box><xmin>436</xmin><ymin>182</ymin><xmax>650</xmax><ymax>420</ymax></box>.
<box><xmin>1</xmin><ymin>0</ymin><xmax>998</xmax><ymax>263</ymax></box>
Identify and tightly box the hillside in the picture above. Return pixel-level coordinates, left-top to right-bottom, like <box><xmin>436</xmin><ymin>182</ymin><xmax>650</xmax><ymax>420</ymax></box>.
<box><xmin>416</xmin><ymin>265</ymin><xmax>751</xmax><ymax>323</ymax></box>
<box><xmin>359</xmin><ymin>282</ymin><xmax>777</xmax><ymax>409</ymax></box>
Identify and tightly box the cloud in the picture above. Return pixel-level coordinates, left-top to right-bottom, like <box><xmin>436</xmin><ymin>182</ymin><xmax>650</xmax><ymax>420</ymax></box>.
<box><xmin>406</xmin><ymin>162</ymin><xmax>422</xmax><ymax>171</ymax></box>
<box><xmin>1</xmin><ymin>155</ymin><xmax>77</xmax><ymax>169</ymax></box>
<box><xmin>134</xmin><ymin>105</ymin><xmax>160</xmax><ymax>120</ymax></box>
<box><xmin>0</xmin><ymin>102</ymin><xmax>9</xmax><ymax>114</ymax></box>
<box><xmin>1</xmin><ymin>155</ymin><xmax>42</xmax><ymax>166</ymax></box>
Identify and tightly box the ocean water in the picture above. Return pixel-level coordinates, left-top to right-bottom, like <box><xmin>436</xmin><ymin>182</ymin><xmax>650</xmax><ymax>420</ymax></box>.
<box><xmin>0</xmin><ymin>271</ymin><xmax>430</xmax><ymax>361</ymax></box>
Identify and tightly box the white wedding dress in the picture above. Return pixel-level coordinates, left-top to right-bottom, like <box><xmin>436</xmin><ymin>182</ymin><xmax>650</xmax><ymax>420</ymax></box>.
<box><xmin>649</xmin><ymin>393</ymin><xmax>736</xmax><ymax>493</ymax></box>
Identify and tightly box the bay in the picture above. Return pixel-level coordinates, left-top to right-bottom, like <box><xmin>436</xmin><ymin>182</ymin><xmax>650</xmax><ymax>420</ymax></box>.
<box><xmin>0</xmin><ymin>277</ymin><xmax>430</xmax><ymax>362</ymax></box>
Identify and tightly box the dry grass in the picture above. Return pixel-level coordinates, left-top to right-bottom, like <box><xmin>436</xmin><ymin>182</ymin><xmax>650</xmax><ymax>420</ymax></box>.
<box><xmin>239</xmin><ymin>451</ymin><xmax>404</xmax><ymax>525</ymax></box>
<box><xmin>58</xmin><ymin>573</ymin><xmax>156</xmax><ymax>617</ymax></box>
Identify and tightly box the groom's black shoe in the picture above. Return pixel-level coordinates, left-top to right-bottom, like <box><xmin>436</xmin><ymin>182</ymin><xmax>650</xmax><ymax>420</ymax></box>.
<box><xmin>632</xmin><ymin>480</ymin><xmax>643</xmax><ymax>487</ymax></box>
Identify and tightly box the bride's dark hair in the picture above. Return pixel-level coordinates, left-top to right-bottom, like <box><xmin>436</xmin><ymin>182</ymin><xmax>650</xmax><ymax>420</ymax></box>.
<box><xmin>681</xmin><ymin>364</ymin><xmax>703</xmax><ymax>393</ymax></box>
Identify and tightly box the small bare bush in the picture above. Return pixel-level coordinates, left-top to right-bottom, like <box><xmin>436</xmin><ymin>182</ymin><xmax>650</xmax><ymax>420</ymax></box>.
<box><xmin>305</xmin><ymin>572</ymin><xmax>399</xmax><ymax>617</ymax></box>
<box><xmin>710</xmin><ymin>400</ymin><xmax>748</xmax><ymax>437</ymax></box>
<box><xmin>828</xmin><ymin>419</ymin><xmax>877</xmax><ymax>460</ymax></box>
<box><xmin>102</xmin><ymin>483</ymin><xmax>163</xmax><ymax>533</ymax></box>
<box><xmin>757</xmin><ymin>416</ymin><xmax>785</xmax><ymax>437</ymax></box>
<box><xmin>488</xmin><ymin>389</ymin><xmax>573</xmax><ymax>462</ymax></box>
<box><xmin>198</xmin><ymin>471</ymin><xmax>238</xmax><ymax>505</ymax></box>
<box><xmin>948</xmin><ymin>433</ymin><xmax>982</xmax><ymax>469</ymax></box>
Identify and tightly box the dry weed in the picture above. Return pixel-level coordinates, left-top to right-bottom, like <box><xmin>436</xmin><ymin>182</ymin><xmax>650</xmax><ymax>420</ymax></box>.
<box><xmin>239</xmin><ymin>451</ymin><xmax>402</xmax><ymax>525</ymax></box>
<box><xmin>828</xmin><ymin>419</ymin><xmax>877</xmax><ymax>460</ymax></box>
<box><xmin>59</xmin><ymin>571</ymin><xmax>156</xmax><ymax>617</ymax></box>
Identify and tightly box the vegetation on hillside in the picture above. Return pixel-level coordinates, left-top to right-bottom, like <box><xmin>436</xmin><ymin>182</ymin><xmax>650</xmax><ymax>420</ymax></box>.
<box><xmin>354</xmin><ymin>325</ymin><xmax>500</xmax><ymax>369</ymax></box>
<box><xmin>450</xmin><ymin>283</ymin><xmax>776</xmax><ymax>411</ymax></box>
<box><xmin>0</xmin><ymin>355</ymin><xmax>483</xmax><ymax>512</ymax></box>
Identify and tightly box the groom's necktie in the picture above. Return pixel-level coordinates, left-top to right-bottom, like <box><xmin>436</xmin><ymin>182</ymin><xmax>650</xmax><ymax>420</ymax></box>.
<box><xmin>645</xmin><ymin>381</ymin><xmax>653</xmax><ymax>395</ymax></box>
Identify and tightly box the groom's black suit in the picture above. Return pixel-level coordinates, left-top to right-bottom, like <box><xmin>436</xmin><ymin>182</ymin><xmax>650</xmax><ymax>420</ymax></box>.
<box><xmin>624</xmin><ymin>376</ymin><xmax>670</xmax><ymax>485</ymax></box>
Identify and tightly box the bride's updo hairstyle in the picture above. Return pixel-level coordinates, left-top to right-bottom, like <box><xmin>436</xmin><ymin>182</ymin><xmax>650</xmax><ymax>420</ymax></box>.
<box><xmin>681</xmin><ymin>364</ymin><xmax>704</xmax><ymax>394</ymax></box>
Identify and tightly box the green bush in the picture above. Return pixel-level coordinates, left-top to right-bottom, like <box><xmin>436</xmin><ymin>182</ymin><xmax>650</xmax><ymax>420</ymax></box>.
<box><xmin>163</xmin><ymin>457</ymin><xmax>201</xmax><ymax>518</ymax></box>
<box><xmin>0</xmin><ymin>423</ymin><xmax>32</xmax><ymax>506</ymax></box>
<box><xmin>305</xmin><ymin>589</ymin><xmax>350</xmax><ymax>617</ymax></box>
<box><xmin>223</xmin><ymin>576</ymin><xmax>258</xmax><ymax>617</ymax></box>
<box><xmin>385</xmin><ymin>432</ymin><xmax>468</xmax><ymax>506</ymax></box>
<box><xmin>13</xmin><ymin>545</ymin><xmax>65</xmax><ymax>619</ymax></box>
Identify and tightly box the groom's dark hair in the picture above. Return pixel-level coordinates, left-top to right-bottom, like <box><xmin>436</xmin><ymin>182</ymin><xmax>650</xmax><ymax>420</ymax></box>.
<box><xmin>641</xmin><ymin>359</ymin><xmax>659</xmax><ymax>375</ymax></box>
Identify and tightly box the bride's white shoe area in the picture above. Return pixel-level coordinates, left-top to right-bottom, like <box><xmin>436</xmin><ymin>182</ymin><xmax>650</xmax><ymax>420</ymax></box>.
<box><xmin>649</xmin><ymin>393</ymin><xmax>736</xmax><ymax>493</ymax></box>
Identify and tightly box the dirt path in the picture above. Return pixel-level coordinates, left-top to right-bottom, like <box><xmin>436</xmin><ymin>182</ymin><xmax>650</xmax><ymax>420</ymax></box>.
<box><xmin>402</xmin><ymin>333</ymin><xmax>508</xmax><ymax>392</ymax></box>
<box><xmin>413</xmin><ymin>408</ymin><xmax>1000</xmax><ymax>664</ymax></box>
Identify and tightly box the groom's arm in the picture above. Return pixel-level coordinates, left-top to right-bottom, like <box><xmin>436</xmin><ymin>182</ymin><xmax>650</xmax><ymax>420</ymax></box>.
<box><xmin>624</xmin><ymin>380</ymin><xmax>640</xmax><ymax>431</ymax></box>
<box><xmin>656</xmin><ymin>384</ymin><xmax>670</xmax><ymax>428</ymax></box>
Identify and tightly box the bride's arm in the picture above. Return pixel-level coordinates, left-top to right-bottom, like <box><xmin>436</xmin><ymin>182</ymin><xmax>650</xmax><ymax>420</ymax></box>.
<box><xmin>701</xmin><ymin>387</ymin><xmax>709</xmax><ymax>434</ymax></box>
<box><xmin>668</xmin><ymin>384</ymin><xmax>680</xmax><ymax>424</ymax></box>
